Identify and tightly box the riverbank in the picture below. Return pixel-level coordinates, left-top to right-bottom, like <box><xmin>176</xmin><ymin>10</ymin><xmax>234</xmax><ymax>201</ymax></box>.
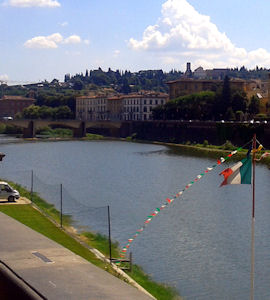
<box><xmin>2</xmin><ymin>132</ymin><xmax>269</xmax><ymax>167</ymax></box>
<box><xmin>0</xmin><ymin>181</ymin><xmax>180</xmax><ymax>300</ymax></box>
<box><xmin>132</xmin><ymin>138</ymin><xmax>270</xmax><ymax>168</ymax></box>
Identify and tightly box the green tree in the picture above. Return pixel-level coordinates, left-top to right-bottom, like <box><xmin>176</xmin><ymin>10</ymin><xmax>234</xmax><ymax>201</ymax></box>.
<box><xmin>225</xmin><ymin>107</ymin><xmax>235</xmax><ymax>120</ymax></box>
<box><xmin>22</xmin><ymin>105</ymin><xmax>40</xmax><ymax>119</ymax></box>
<box><xmin>235</xmin><ymin>110</ymin><xmax>244</xmax><ymax>121</ymax></box>
<box><xmin>248</xmin><ymin>95</ymin><xmax>260</xmax><ymax>116</ymax></box>
<box><xmin>215</xmin><ymin>75</ymin><xmax>232</xmax><ymax>119</ymax></box>
<box><xmin>231</xmin><ymin>91</ymin><xmax>247</xmax><ymax>113</ymax></box>
<box><xmin>39</xmin><ymin>106</ymin><xmax>54</xmax><ymax>119</ymax></box>
<box><xmin>54</xmin><ymin>106</ymin><xmax>73</xmax><ymax>119</ymax></box>
<box><xmin>73</xmin><ymin>79</ymin><xmax>84</xmax><ymax>90</ymax></box>
<box><xmin>120</xmin><ymin>78</ymin><xmax>131</xmax><ymax>94</ymax></box>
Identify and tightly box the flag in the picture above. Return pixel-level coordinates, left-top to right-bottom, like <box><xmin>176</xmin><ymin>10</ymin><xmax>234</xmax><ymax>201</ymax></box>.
<box><xmin>219</xmin><ymin>156</ymin><xmax>252</xmax><ymax>186</ymax></box>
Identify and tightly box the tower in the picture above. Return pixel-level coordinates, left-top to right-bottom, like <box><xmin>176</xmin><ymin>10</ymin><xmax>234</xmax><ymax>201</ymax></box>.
<box><xmin>184</xmin><ymin>62</ymin><xmax>192</xmax><ymax>78</ymax></box>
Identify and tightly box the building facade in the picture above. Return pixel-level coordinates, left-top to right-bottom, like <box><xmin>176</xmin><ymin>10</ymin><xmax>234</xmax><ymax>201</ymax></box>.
<box><xmin>0</xmin><ymin>95</ymin><xmax>35</xmax><ymax>118</ymax></box>
<box><xmin>76</xmin><ymin>92</ymin><xmax>168</xmax><ymax>121</ymax></box>
<box><xmin>76</xmin><ymin>95</ymin><xmax>108</xmax><ymax>121</ymax></box>
<box><xmin>167</xmin><ymin>78</ymin><xmax>255</xmax><ymax>100</ymax></box>
<box><xmin>121</xmin><ymin>92</ymin><xmax>168</xmax><ymax>121</ymax></box>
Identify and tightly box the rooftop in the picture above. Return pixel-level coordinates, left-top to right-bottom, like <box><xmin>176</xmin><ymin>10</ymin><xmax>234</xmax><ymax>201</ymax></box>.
<box><xmin>1</xmin><ymin>95</ymin><xmax>35</xmax><ymax>101</ymax></box>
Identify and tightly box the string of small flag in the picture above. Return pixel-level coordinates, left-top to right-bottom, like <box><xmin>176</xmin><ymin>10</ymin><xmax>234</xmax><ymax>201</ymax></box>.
<box><xmin>120</xmin><ymin>146</ymin><xmax>247</xmax><ymax>258</ymax></box>
<box><xmin>255</xmin><ymin>151</ymin><xmax>270</xmax><ymax>161</ymax></box>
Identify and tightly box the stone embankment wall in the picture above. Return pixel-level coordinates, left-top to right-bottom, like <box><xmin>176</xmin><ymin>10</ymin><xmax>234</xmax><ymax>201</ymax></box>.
<box><xmin>115</xmin><ymin>121</ymin><xmax>270</xmax><ymax>148</ymax></box>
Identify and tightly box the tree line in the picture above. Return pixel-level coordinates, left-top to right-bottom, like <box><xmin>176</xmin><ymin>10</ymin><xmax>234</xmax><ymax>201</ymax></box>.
<box><xmin>65</xmin><ymin>68</ymin><xmax>183</xmax><ymax>93</ymax></box>
<box><xmin>16</xmin><ymin>105</ymin><xmax>73</xmax><ymax>120</ymax></box>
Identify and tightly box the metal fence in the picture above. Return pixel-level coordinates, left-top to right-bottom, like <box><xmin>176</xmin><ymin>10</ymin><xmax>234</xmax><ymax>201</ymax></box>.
<box><xmin>1</xmin><ymin>170</ymin><xmax>109</xmax><ymax>237</ymax></box>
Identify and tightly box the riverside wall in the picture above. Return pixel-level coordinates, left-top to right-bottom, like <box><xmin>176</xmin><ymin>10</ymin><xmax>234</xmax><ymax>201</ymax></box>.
<box><xmin>112</xmin><ymin>121</ymin><xmax>270</xmax><ymax>148</ymax></box>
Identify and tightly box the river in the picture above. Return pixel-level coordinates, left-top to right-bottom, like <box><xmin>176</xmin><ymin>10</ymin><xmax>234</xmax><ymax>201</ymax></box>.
<box><xmin>0</xmin><ymin>138</ymin><xmax>270</xmax><ymax>300</ymax></box>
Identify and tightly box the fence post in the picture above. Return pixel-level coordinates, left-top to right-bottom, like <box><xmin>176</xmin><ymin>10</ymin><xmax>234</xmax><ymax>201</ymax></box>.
<box><xmin>129</xmin><ymin>252</ymin><xmax>133</xmax><ymax>272</ymax></box>
<box><xmin>108</xmin><ymin>205</ymin><xmax>112</xmax><ymax>262</ymax></box>
<box><xmin>30</xmin><ymin>170</ymin><xmax>33</xmax><ymax>203</ymax></box>
<box><xmin>60</xmin><ymin>184</ymin><xmax>63</xmax><ymax>228</ymax></box>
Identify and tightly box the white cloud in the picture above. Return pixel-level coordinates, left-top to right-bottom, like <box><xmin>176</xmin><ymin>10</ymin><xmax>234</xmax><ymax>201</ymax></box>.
<box><xmin>24</xmin><ymin>33</ymin><xmax>84</xmax><ymax>49</ymax></box>
<box><xmin>4</xmin><ymin>0</ymin><xmax>60</xmax><ymax>7</ymax></box>
<box><xmin>24</xmin><ymin>33</ymin><xmax>63</xmax><ymax>48</ymax></box>
<box><xmin>63</xmin><ymin>35</ymin><xmax>81</xmax><ymax>44</ymax></box>
<box><xmin>64</xmin><ymin>50</ymin><xmax>81</xmax><ymax>56</ymax></box>
<box><xmin>60</xmin><ymin>21</ymin><xmax>68</xmax><ymax>27</ymax></box>
<box><xmin>0</xmin><ymin>74</ymin><xmax>9</xmax><ymax>81</ymax></box>
<box><xmin>129</xmin><ymin>0</ymin><xmax>270</xmax><ymax>69</ymax></box>
<box><xmin>113</xmin><ymin>49</ymin><xmax>120</xmax><ymax>57</ymax></box>
<box><xmin>84</xmin><ymin>39</ymin><xmax>90</xmax><ymax>45</ymax></box>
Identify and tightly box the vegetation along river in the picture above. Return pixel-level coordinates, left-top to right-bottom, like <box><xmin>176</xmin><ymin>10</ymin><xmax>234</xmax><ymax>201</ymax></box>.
<box><xmin>0</xmin><ymin>139</ymin><xmax>270</xmax><ymax>300</ymax></box>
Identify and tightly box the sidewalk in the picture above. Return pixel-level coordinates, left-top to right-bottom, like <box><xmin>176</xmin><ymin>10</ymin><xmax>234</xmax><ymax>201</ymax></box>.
<box><xmin>0</xmin><ymin>212</ymin><xmax>153</xmax><ymax>300</ymax></box>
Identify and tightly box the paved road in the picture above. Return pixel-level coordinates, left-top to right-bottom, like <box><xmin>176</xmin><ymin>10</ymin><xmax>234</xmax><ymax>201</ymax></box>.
<box><xmin>0</xmin><ymin>212</ymin><xmax>153</xmax><ymax>299</ymax></box>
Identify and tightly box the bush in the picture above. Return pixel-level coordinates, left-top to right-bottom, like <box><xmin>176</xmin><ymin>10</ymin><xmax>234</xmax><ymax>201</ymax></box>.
<box><xmin>5</xmin><ymin>125</ymin><xmax>22</xmax><ymax>134</ymax></box>
<box><xmin>222</xmin><ymin>140</ymin><xmax>236</xmax><ymax>150</ymax></box>
<box><xmin>38</xmin><ymin>127</ymin><xmax>72</xmax><ymax>137</ymax></box>
<box><xmin>85</xmin><ymin>133</ymin><xmax>104</xmax><ymax>140</ymax></box>
<box><xmin>0</xmin><ymin>124</ymin><xmax>6</xmax><ymax>134</ymax></box>
<box><xmin>203</xmin><ymin>140</ymin><xmax>209</xmax><ymax>147</ymax></box>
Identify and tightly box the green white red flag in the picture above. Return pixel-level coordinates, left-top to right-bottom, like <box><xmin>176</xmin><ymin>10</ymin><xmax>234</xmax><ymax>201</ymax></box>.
<box><xmin>219</xmin><ymin>156</ymin><xmax>252</xmax><ymax>186</ymax></box>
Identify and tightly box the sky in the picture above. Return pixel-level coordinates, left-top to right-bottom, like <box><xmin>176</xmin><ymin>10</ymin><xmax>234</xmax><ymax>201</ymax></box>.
<box><xmin>2</xmin><ymin>0</ymin><xmax>270</xmax><ymax>84</ymax></box>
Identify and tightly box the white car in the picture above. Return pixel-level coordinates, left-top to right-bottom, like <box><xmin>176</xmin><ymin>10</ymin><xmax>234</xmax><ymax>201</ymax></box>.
<box><xmin>0</xmin><ymin>182</ymin><xmax>20</xmax><ymax>202</ymax></box>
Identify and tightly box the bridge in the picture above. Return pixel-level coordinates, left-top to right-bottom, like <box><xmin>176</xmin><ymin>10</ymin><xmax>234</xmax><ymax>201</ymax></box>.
<box><xmin>0</xmin><ymin>119</ymin><xmax>123</xmax><ymax>138</ymax></box>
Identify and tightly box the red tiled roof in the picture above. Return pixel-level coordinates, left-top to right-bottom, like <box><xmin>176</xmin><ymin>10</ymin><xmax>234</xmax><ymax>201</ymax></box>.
<box><xmin>1</xmin><ymin>95</ymin><xmax>35</xmax><ymax>101</ymax></box>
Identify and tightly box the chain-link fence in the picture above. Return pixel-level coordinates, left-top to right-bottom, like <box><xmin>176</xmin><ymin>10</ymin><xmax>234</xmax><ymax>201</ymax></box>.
<box><xmin>1</xmin><ymin>170</ymin><xmax>109</xmax><ymax>237</ymax></box>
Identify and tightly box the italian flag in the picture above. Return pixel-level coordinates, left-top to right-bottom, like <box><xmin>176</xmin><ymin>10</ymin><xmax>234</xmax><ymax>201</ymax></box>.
<box><xmin>220</xmin><ymin>156</ymin><xmax>252</xmax><ymax>186</ymax></box>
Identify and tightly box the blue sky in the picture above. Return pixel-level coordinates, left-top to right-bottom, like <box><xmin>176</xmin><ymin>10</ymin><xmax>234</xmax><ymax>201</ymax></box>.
<box><xmin>1</xmin><ymin>0</ymin><xmax>270</xmax><ymax>84</ymax></box>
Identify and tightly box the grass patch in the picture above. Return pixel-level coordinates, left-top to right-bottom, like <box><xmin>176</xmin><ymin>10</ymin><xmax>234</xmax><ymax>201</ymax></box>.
<box><xmin>4</xmin><ymin>180</ymin><xmax>71</xmax><ymax>226</ymax></box>
<box><xmin>126</xmin><ymin>265</ymin><xmax>179</xmax><ymax>300</ymax></box>
<box><xmin>37</xmin><ymin>127</ymin><xmax>73</xmax><ymax>138</ymax></box>
<box><xmin>81</xmin><ymin>231</ymin><xmax>119</xmax><ymax>258</ymax></box>
<box><xmin>83</xmin><ymin>133</ymin><xmax>104</xmax><ymax>140</ymax></box>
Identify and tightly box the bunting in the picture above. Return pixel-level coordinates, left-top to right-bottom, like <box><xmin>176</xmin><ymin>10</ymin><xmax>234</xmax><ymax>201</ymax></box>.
<box><xmin>120</xmin><ymin>147</ymin><xmax>243</xmax><ymax>258</ymax></box>
<box><xmin>255</xmin><ymin>152</ymin><xmax>270</xmax><ymax>161</ymax></box>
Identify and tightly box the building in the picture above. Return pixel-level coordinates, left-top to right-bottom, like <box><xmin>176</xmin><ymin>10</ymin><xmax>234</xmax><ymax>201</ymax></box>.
<box><xmin>107</xmin><ymin>96</ymin><xmax>123</xmax><ymax>121</ymax></box>
<box><xmin>76</xmin><ymin>95</ymin><xmax>108</xmax><ymax>121</ymax></box>
<box><xmin>121</xmin><ymin>92</ymin><xmax>168</xmax><ymax>121</ymax></box>
<box><xmin>167</xmin><ymin>78</ymin><xmax>255</xmax><ymax>100</ymax></box>
<box><xmin>193</xmin><ymin>67</ymin><xmax>206</xmax><ymax>79</ymax></box>
<box><xmin>0</xmin><ymin>95</ymin><xmax>35</xmax><ymax>118</ymax></box>
<box><xmin>76</xmin><ymin>91</ymin><xmax>169</xmax><ymax>121</ymax></box>
<box><xmin>205</xmin><ymin>68</ymin><xmax>229</xmax><ymax>80</ymax></box>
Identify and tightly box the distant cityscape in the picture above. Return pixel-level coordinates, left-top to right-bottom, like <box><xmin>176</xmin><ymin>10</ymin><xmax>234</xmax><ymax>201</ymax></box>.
<box><xmin>0</xmin><ymin>63</ymin><xmax>270</xmax><ymax>121</ymax></box>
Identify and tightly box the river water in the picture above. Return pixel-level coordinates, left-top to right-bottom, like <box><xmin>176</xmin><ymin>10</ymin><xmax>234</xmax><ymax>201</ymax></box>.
<box><xmin>0</xmin><ymin>138</ymin><xmax>270</xmax><ymax>300</ymax></box>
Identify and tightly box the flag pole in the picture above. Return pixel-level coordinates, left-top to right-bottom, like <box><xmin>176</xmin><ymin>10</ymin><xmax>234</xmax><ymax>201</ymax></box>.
<box><xmin>250</xmin><ymin>133</ymin><xmax>256</xmax><ymax>300</ymax></box>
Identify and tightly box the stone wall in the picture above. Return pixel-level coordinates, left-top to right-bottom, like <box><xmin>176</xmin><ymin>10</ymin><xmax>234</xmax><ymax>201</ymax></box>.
<box><xmin>118</xmin><ymin>121</ymin><xmax>270</xmax><ymax>148</ymax></box>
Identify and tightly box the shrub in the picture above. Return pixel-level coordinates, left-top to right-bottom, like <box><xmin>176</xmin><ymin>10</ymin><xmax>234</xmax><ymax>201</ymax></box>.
<box><xmin>222</xmin><ymin>140</ymin><xmax>236</xmax><ymax>150</ymax></box>
<box><xmin>203</xmin><ymin>140</ymin><xmax>209</xmax><ymax>147</ymax></box>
